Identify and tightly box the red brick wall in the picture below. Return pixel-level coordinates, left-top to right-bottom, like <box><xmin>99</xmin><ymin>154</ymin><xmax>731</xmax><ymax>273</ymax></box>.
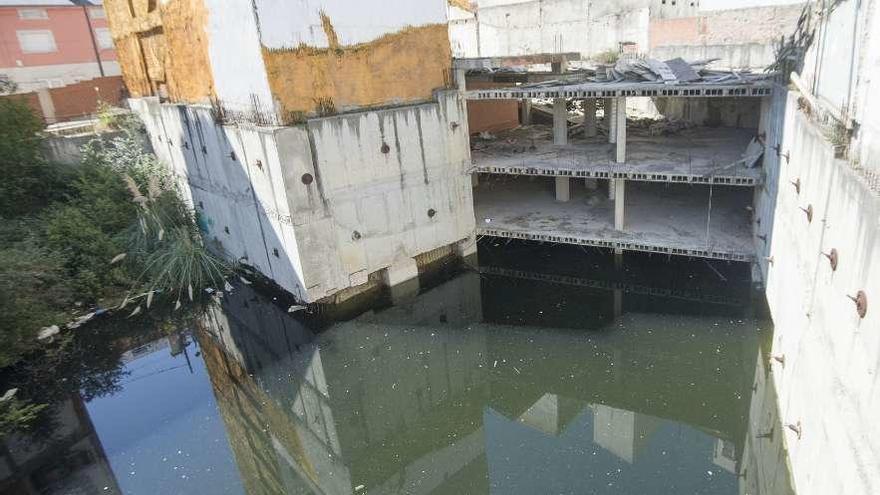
<box><xmin>0</xmin><ymin>91</ymin><xmax>42</xmax><ymax>118</ymax></box>
<box><xmin>49</xmin><ymin>75</ymin><xmax>125</xmax><ymax>122</ymax></box>
<box><xmin>649</xmin><ymin>17</ymin><xmax>702</xmax><ymax>50</ymax></box>
<box><xmin>0</xmin><ymin>75</ymin><xmax>125</xmax><ymax>123</ymax></box>
<box><xmin>467</xmin><ymin>80</ymin><xmax>520</xmax><ymax>134</ymax></box>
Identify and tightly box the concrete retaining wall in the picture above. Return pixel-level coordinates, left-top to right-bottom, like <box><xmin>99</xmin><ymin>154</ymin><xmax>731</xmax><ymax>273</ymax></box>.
<box><xmin>129</xmin><ymin>91</ymin><xmax>475</xmax><ymax>303</ymax></box>
<box><xmin>758</xmin><ymin>89</ymin><xmax>880</xmax><ymax>495</ymax></box>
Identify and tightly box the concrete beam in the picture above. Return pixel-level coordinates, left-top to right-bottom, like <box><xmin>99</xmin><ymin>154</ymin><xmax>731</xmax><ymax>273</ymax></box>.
<box><xmin>452</xmin><ymin>53</ymin><xmax>581</xmax><ymax>70</ymax></box>
<box><xmin>454</xmin><ymin>68</ymin><xmax>467</xmax><ymax>92</ymax></box>
<box><xmin>583</xmin><ymin>98</ymin><xmax>596</xmax><ymax>138</ymax></box>
<box><xmin>555</xmin><ymin>176</ymin><xmax>570</xmax><ymax>202</ymax></box>
<box><xmin>607</xmin><ymin>98</ymin><xmax>617</xmax><ymax>144</ymax></box>
<box><xmin>614</xmin><ymin>179</ymin><xmax>626</xmax><ymax>230</ymax></box>
<box><xmin>616</xmin><ymin>97</ymin><xmax>627</xmax><ymax>163</ymax></box>
<box><xmin>553</xmin><ymin>98</ymin><xmax>567</xmax><ymax>146</ymax></box>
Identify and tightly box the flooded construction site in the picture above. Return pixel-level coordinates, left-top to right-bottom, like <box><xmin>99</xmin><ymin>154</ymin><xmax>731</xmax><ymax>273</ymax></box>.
<box><xmin>0</xmin><ymin>248</ymin><xmax>795</xmax><ymax>495</ymax></box>
<box><xmin>2</xmin><ymin>0</ymin><xmax>878</xmax><ymax>494</ymax></box>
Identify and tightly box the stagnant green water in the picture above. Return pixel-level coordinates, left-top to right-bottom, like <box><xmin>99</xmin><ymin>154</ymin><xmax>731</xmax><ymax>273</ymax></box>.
<box><xmin>0</xmin><ymin>244</ymin><xmax>795</xmax><ymax>494</ymax></box>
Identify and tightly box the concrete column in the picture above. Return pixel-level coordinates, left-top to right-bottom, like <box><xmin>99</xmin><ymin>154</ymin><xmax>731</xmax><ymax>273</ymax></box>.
<box><xmin>455</xmin><ymin>237</ymin><xmax>478</xmax><ymax>261</ymax></box>
<box><xmin>454</xmin><ymin>68</ymin><xmax>467</xmax><ymax>92</ymax></box>
<box><xmin>551</xmin><ymin>61</ymin><xmax>563</xmax><ymax>73</ymax></box>
<box><xmin>583</xmin><ymin>98</ymin><xmax>597</xmax><ymax>138</ymax></box>
<box><xmin>555</xmin><ymin>176</ymin><xmax>570</xmax><ymax>202</ymax></box>
<box><xmin>383</xmin><ymin>258</ymin><xmax>420</xmax><ymax>304</ymax></box>
<box><xmin>36</xmin><ymin>88</ymin><xmax>56</xmax><ymax>124</ymax></box>
<box><xmin>553</xmin><ymin>98</ymin><xmax>568</xmax><ymax>146</ymax></box>
<box><xmin>614</xmin><ymin>179</ymin><xmax>626</xmax><ymax>230</ymax></box>
<box><xmin>616</xmin><ymin>97</ymin><xmax>627</xmax><ymax>163</ymax></box>
<box><xmin>471</xmin><ymin>173</ymin><xmax>479</xmax><ymax>188</ymax></box>
<box><xmin>383</xmin><ymin>258</ymin><xmax>418</xmax><ymax>287</ymax></box>
<box><xmin>608</xmin><ymin>179</ymin><xmax>616</xmax><ymax>200</ymax></box>
<box><xmin>521</xmin><ymin>99</ymin><xmax>532</xmax><ymax>125</ymax></box>
<box><xmin>758</xmin><ymin>96</ymin><xmax>770</xmax><ymax>137</ymax></box>
<box><xmin>607</xmin><ymin>99</ymin><xmax>617</xmax><ymax>144</ymax></box>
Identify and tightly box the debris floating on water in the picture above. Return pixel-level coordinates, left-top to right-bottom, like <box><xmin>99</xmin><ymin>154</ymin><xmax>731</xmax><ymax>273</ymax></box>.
<box><xmin>37</xmin><ymin>325</ymin><xmax>60</xmax><ymax>341</ymax></box>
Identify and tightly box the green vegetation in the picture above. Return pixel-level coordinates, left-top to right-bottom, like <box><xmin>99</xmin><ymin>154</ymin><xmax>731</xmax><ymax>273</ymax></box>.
<box><xmin>0</xmin><ymin>99</ymin><xmax>230</xmax><ymax>370</ymax></box>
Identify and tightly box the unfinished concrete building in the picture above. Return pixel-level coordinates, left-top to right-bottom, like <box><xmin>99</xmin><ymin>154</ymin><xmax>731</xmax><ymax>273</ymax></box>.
<box><xmin>459</xmin><ymin>55</ymin><xmax>772</xmax><ymax>263</ymax></box>
<box><xmin>448</xmin><ymin>0</ymin><xmax>804</xmax><ymax>69</ymax></box>
<box><xmin>102</xmin><ymin>0</ymin><xmax>476</xmax><ymax>303</ymax></box>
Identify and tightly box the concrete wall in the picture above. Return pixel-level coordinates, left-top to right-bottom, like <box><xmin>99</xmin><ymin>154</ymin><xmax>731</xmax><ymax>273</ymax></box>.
<box><xmin>754</xmin><ymin>3</ymin><xmax>880</xmax><ymax>490</ymax></box>
<box><xmin>130</xmin><ymin>97</ymin><xmax>310</xmax><ymax>299</ymax></box>
<box><xmin>202</xmin><ymin>0</ymin><xmax>273</xmax><ymax>117</ymax></box>
<box><xmin>757</xmin><ymin>87</ymin><xmax>880</xmax><ymax>495</ymax></box>
<box><xmin>446</xmin><ymin>0</ymin><xmax>700</xmax><ymax>60</ymax></box>
<box><xmin>649</xmin><ymin>4</ymin><xmax>804</xmax><ymax>69</ymax></box>
<box><xmin>467</xmin><ymin>0</ymin><xmax>652</xmax><ymax>58</ymax></box>
<box><xmin>129</xmin><ymin>90</ymin><xmax>475</xmax><ymax>303</ymax></box>
<box><xmin>289</xmin><ymin>91</ymin><xmax>476</xmax><ymax>300</ymax></box>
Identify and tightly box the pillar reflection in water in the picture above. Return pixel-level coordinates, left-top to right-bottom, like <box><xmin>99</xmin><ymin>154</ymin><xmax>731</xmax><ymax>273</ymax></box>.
<box><xmin>197</xmin><ymin>249</ymin><xmax>793</xmax><ymax>495</ymax></box>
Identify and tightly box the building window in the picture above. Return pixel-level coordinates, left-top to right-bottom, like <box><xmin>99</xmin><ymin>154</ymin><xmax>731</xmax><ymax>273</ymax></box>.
<box><xmin>17</xmin><ymin>30</ymin><xmax>57</xmax><ymax>54</ymax></box>
<box><xmin>89</xmin><ymin>7</ymin><xmax>106</xmax><ymax>19</ymax></box>
<box><xmin>18</xmin><ymin>8</ymin><xmax>48</xmax><ymax>20</ymax></box>
<box><xmin>94</xmin><ymin>28</ymin><xmax>113</xmax><ymax>50</ymax></box>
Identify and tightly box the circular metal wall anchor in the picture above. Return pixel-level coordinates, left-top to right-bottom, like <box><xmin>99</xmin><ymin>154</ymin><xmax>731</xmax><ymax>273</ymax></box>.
<box><xmin>380</xmin><ymin>142</ymin><xmax>390</xmax><ymax>154</ymax></box>
<box><xmin>427</xmin><ymin>208</ymin><xmax>437</xmax><ymax>218</ymax></box>
<box><xmin>790</xmin><ymin>178</ymin><xmax>801</xmax><ymax>194</ymax></box>
<box><xmin>822</xmin><ymin>249</ymin><xmax>839</xmax><ymax>271</ymax></box>
<box><xmin>351</xmin><ymin>230</ymin><xmax>362</xmax><ymax>241</ymax></box>
<box><xmin>799</xmin><ymin>204</ymin><xmax>813</xmax><ymax>223</ymax></box>
<box><xmin>848</xmin><ymin>291</ymin><xmax>868</xmax><ymax>319</ymax></box>
<box><xmin>301</xmin><ymin>173</ymin><xmax>314</xmax><ymax>185</ymax></box>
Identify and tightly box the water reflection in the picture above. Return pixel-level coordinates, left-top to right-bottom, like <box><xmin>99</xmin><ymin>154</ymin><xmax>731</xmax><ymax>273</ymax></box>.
<box><xmin>1</xmin><ymin>247</ymin><xmax>796</xmax><ymax>494</ymax></box>
<box><xmin>194</xmin><ymin>249</ymin><xmax>792</xmax><ymax>495</ymax></box>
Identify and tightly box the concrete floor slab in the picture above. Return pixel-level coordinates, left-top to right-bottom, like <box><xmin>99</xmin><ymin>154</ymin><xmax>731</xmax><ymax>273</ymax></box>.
<box><xmin>472</xmin><ymin>125</ymin><xmax>762</xmax><ymax>186</ymax></box>
<box><xmin>475</xmin><ymin>176</ymin><xmax>755</xmax><ymax>261</ymax></box>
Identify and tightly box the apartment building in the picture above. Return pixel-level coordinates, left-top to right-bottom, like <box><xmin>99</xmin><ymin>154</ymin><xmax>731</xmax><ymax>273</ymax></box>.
<box><xmin>0</xmin><ymin>0</ymin><xmax>119</xmax><ymax>92</ymax></box>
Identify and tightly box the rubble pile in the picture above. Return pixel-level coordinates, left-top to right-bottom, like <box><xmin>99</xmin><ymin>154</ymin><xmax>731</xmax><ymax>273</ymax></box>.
<box><xmin>512</xmin><ymin>57</ymin><xmax>775</xmax><ymax>88</ymax></box>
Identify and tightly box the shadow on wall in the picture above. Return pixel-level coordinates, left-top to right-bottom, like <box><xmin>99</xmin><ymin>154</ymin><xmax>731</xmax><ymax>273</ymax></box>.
<box><xmin>130</xmin><ymin>98</ymin><xmax>308</xmax><ymax>300</ymax></box>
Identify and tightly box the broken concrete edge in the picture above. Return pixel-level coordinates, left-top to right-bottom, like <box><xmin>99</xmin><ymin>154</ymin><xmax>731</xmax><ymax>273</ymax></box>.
<box><xmin>453</xmin><ymin>53</ymin><xmax>582</xmax><ymax>70</ymax></box>
<box><xmin>465</xmin><ymin>81</ymin><xmax>775</xmax><ymax>100</ymax></box>
<box><xmin>477</xmin><ymin>228</ymin><xmax>754</xmax><ymax>263</ymax></box>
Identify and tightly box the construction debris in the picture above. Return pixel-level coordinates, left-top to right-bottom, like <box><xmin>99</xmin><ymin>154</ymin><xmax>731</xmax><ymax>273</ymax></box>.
<box><xmin>501</xmin><ymin>57</ymin><xmax>774</xmax><ymax>89</ymax></box>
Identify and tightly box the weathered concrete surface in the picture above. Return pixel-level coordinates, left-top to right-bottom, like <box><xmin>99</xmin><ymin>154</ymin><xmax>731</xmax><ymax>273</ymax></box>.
<box><xmin>448</xmin><ymin>0</ymin><xmax>693</xmax><ymax>59</ymax></box>
<box><xmin>757</xmin><ymin>88</ymin><xmax>880</xmax><ymax>495</ymax></box>
<box><xmin>130</xmin><ymin>90</ymin><xmax>475</xmax><ymax>303</ymax></box>
<box><xmin>476</xmin><ymin>176</ymin><xmax>754</xmax><ymax>260</ymax></box>
<box><xmin>472</xmin><ymin>125</ymin><xmax>762</xmax><ymax>185</ymax></box>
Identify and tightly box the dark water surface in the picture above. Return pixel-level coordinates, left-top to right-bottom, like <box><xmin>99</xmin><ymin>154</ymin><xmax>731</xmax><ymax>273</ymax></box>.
<box><xmin>1</xmin><ymin>245</ymin><xmax>795</xmax><ymax>494</ymax></box>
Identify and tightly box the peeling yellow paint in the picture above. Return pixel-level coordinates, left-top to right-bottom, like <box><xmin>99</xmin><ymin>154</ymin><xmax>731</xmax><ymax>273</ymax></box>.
<box><xmin>262</xmin><ymin>23</ymin><xmax>453</xmax><ymax>117</ymax></box>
